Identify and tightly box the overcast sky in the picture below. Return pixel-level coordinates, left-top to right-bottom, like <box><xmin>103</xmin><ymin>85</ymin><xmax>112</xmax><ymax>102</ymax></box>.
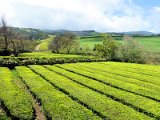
<box><xmin>0</xmin><ymin>0</ymin><xmax>160</xmax><ymax>32</ymax></box>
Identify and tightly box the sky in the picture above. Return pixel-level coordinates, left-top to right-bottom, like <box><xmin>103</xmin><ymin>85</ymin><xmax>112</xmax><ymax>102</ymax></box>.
<box><xmin>0</xmin><ymin>0</ymin><xmax>160</xmax><ymax>32</ymax></box>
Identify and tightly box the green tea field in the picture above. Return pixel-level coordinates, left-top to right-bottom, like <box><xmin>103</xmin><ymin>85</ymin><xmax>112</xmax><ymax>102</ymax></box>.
<box><xmin>19</xmin><ymin>51</ymin><xmax>83</xmax><ymax>58</ymax></box>
<box><xmin>0</xmin><ymin>62</ymin><xmax>160</xmax><ymax>120</ymax></box>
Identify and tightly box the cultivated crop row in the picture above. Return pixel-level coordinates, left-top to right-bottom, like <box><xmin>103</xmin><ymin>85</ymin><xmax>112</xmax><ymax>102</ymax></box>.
<box><xmin>0</xmin><ymin>67</ymin><xmax>33</xmax><ymax>120</ymax></box>
<box><xmin>69</xmin><ymin>63</ymin><xmax>160</xmax><ymax>92</ymax></box>
<box><xmin>100</xmin><ymin>62</ymin><xmax>160</xmax><ymax>78</ymax></box>
<box><xmin>45</xmin><ymin>65</ymin><xmax>160</xmax><ymax>118</ymax></box>
<box><xmin>16</xmin><ymin>66</ymin><xmax>100</xmax><ymax>120</ymax></box>
<box><xmin>28</xmin><ymin>65</ymin><xmax>153</xmax><ymax>120</ymax></box>
<box><xmin>56</xmin><ymin>64</ymin><xmax>160</xmax><ymax>102</ymax></box>
<box><xmin>108</xmin><ymin>62</ymin><xmax>160</xmax><ymax>72</ymax></box>
<box><xmin>78</xmin><ymin>62</ymin><xmax>160</xmax><ymax>86</ymax></box>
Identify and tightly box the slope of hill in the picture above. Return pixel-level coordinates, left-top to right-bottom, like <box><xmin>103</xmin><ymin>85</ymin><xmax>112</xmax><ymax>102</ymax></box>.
<box><xmin>12</xmin><ymin>27</ymin><xmax>49</xmax><ymax>40</ymax></box>
<box><xmin>42</xmin><ymin>29</ymin><xmax>100</xmax><ymax>36</ymax></box>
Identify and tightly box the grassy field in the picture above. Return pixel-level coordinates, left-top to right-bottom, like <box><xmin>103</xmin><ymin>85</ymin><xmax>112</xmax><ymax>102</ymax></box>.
<box><xmin>78</xmin><ymin>37</ymin><xmax>103</xmax><ymax>48</ymax></box>
<box><xmin>135</xmin><ymin>37</ymin><xmax>160</xmax><ymax>52</ymax></box>
<box><xmin>33</xmin><ymin>35</ymin><xmax>160</xmax><ymax>53</ymax></box>
<box><xmin>78</xmin><ymin>36</ymin><xmax>160</xmax><ymax>52</ymax></box>
<box><xmin>0</xmin><ymin>62</ymin><xmax>160</xmax><ymax>119</ymax></box>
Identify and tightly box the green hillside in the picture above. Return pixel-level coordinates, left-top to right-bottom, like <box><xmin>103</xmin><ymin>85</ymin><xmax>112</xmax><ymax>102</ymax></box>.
<box><xmin>78</xmin><ymin>36</ymin><xmax>160</xmax><ymax>52</ymax></box>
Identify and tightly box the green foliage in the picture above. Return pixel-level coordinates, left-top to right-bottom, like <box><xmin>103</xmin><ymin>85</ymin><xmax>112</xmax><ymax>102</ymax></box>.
<box><xmin>29</xmin><ymin>65</ymin><xmax>152</xmax><ymax>120</ymax></box>
<box><xmin>16</xmin><ymin>66</ymin><xmax>101</xmax><ymax>120</ymax></box>
<box><xmin>46</xmin><ymin>64</ymin><xmax>160</xmax><ymax>118</ymax></box>
<box><xmin>94</xmin><ymin>35</ymin><xmax>118</xmax><ymax>60</ymax></box>
<box><xmin>118</xmin><ymin>36</ymin><xmax>146</xmax><ymax>63</ymax></box>
<box><xmin>0</xmin><ymin>67</ymin><xmax>33</xmax><ymax>119</ymax></box>
<box><xmin>0</xmin><ymin>55</ymin><xmax>104</xmax><ymax>67</ymax></box>
<box><xmin>19</xmin><ymin>51</ymin><xmax>82</xmax><ymax>58</ymax></box>
<box><xmin>80</xmin><ymin>44</ymin><xmax>93</xmax><ymax>55</ymax></box>
<box><xmin>0</xmin><ymin>62</ymin><xmax>160</xmax><ymax>119</ymax></box>
<box><xmin>12</xmin><ymin>27</ymin><xmax>49</xmax><ymax>40</ymax></box>
<box><xmin>58</xmin><ymin>63</ymin><xmax>160</xmax><ymax>102</ymax></box>
<box><xmin>49</xmin><ymin>33</ymin><xmax>78</xmax><ymax>54</ymax></box>
<box><xmin>0</xmin><ymin>109</ymin><xmax>11</xmax><ymax>120</ymax></box>
<box><xmin>79</xmin><ymin>36</ymin><xmax>160</xmax><ymax>53</ymax></box>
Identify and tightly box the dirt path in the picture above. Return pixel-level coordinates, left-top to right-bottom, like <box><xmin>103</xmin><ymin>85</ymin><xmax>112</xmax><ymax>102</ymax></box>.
<box><xmin>12</xmin><ymin>73</ymin><xmax>46</xmax><ymax>120</ymax></box>
<box><xmin>34</xmin><ymin>44</ymin><xmax>41</xmax><ymax>51</ymax></box>
<box><xmin>34</xmin><ymin>100</ymin><xmax>46</xmax><ymax>120</ymax></box>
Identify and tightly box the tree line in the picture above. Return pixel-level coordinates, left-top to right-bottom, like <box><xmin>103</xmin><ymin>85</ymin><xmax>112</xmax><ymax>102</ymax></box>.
<box><xmin>49</xmin><ymin>33</ymin><xmax>158</xmax><ymax>64</ymax></box>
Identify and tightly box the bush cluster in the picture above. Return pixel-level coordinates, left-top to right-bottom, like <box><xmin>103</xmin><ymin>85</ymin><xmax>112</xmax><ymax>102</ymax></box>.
<box><xmin>0</xmin><ymin>57</ymin><xmax>106</xmax><ymax>68</ymax></box>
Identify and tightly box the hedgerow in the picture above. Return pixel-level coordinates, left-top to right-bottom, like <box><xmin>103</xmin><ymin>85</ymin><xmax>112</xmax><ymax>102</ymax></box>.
<box><xmin>0</xmin><ymin>57</ymin><xmax>106</xmax><ymax>68</ymax></box>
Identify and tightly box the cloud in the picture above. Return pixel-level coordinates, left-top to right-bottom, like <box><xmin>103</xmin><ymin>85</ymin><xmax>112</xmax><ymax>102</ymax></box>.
<box><xmin>147</xmin><ymin>7</ymin><xmax>160</xmax><ymax>33</ymax></box>
<box><xmin>0</xmin><ymin>0</ymin><xmax>159</xmax><ymax>32</ymax></box>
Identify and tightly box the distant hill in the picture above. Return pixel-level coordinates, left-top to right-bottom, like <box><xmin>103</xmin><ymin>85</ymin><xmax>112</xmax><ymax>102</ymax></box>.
<box><xmin>107</xmin><ymin>31</ymin><xmax>155</xmax><ymax>36</ymax></box>
<box><xmin>120</xmin><ymin>31</ymin><xmax>155</xmax><ymax>36</ymax></box>
<box><xmin>12</xmin><ymin>27</ymin><xmax>49</xmax><ymax>40</ymax></box>
<box><xmin>42</xmin><ymin>29</ymin><xmax>100</xmax><ymax>36</ymax></box>
<box><xmin>9</xmin><ymin>27</ymin><xmax>159</xmax><ymax>40</ymax></box>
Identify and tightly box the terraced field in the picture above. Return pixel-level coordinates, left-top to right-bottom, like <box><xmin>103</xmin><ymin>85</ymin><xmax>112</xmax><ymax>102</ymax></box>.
<box><xmin>0</xmin><ymin>62</ymin><xmax>160</xmax><ymax>120</ymax></box>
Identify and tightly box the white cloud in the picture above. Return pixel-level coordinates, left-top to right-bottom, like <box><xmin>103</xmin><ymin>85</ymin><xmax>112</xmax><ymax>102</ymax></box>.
<box><xmin>0</xmin><ymin>0</ymin><xmax>159</xmax><ymax>32</ymax></box>
<box><xmin>147</xmin><ymin>7</ymin><xmax>160</xmax><ymax>33</ymax></box>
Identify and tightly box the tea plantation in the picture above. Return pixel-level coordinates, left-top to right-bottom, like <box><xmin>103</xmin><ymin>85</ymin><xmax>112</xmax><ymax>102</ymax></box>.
<box><xmin>0</xmin><ymin>62</ymin><xmax>160</xmax><ymax>120</ymax></box>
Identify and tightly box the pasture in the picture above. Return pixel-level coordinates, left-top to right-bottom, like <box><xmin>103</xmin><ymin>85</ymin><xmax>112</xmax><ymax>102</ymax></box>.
<box><xmin>0</xmin><ymin>62</ymin><xmax>160</xmax><ymax>119</ymax></box>
<box><xmin>78</xmin><ymin>36</ymin><xmax>160</xmax><ymax>52</ymax></box>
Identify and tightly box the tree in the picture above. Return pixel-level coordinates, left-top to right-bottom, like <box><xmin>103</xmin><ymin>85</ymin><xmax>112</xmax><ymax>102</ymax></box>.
<box><xmin>0</xmin><ymin>16</ymin><xmax>25</xmax><ymax>56</ymax></box>
<box><xmin>72</xmin><ymin>40</ymin><xmax>80</xmax><ymax>53</ymax></box>
<box><xmin>0</xmin><ymin>16</ymin><xmax>10</xmax><ymax>55</ymax></box>
<box><xmin>118</xmin><ymin>35</ymin><xmax>146</xmax><ymax>63</ymax></box>
<box><xmin>49</xmin><ymin>32</ymin><xmax>76</xmax><ymax>54</ymax></box>
<box><xmin>63</xmin><ymin>32</ymin><xmax>76</xmax><ymax>53</ymax></box>
<box><xmin>81</xmin><ymin>44</ymin><xmax>92</xmax><ymax>55</ymax></box>
<box><xmin>49</xmin><ymin>35</ymin><xmax>62</xmax><ymax>53</ymax></box>
<box><xmin>94</xmin><ymin>35</ymin><xmax>118</xmax><ymax>60</ymax></box>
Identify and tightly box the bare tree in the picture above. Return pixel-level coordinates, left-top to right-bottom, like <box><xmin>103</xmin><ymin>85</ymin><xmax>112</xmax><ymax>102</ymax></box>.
<box><xmin>49</xmin><ymin>35</ymin><xmax>62</xmax><ymax>53</ymax></box>
<box><xmin>0</xmin><ymin>16</ymin><xmax>24</xmax><ymax>56</ymax></box>
<box><xmin>118</xmin><ymin>35</ymin><xmax>146</xmax><ymax>63</ymax></box>
<box><xmin>63</xmin><ymin>32</ymin><xmax>76</xmax><ymax>54</ymax></box>
<box><xmin>0</xmin><ymin>16</ymin><xmax>9</xmax><ymax>54</ymax></box>
<box><xmin>49</xmin><ymin>32</ymin><xmax>76</xmax><ymax>54</ymax></box>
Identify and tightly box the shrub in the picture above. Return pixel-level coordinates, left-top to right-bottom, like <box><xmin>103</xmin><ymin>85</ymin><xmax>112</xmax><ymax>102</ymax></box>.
<box><xmin>117</xmin><ymin>36</ymin><xmax>147</xmax><ymax>63</ymax></box>
<box><xmin>94</xmin><ymin>35</ymin><xmax>118</xmax><ymax>60</ymax></box>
